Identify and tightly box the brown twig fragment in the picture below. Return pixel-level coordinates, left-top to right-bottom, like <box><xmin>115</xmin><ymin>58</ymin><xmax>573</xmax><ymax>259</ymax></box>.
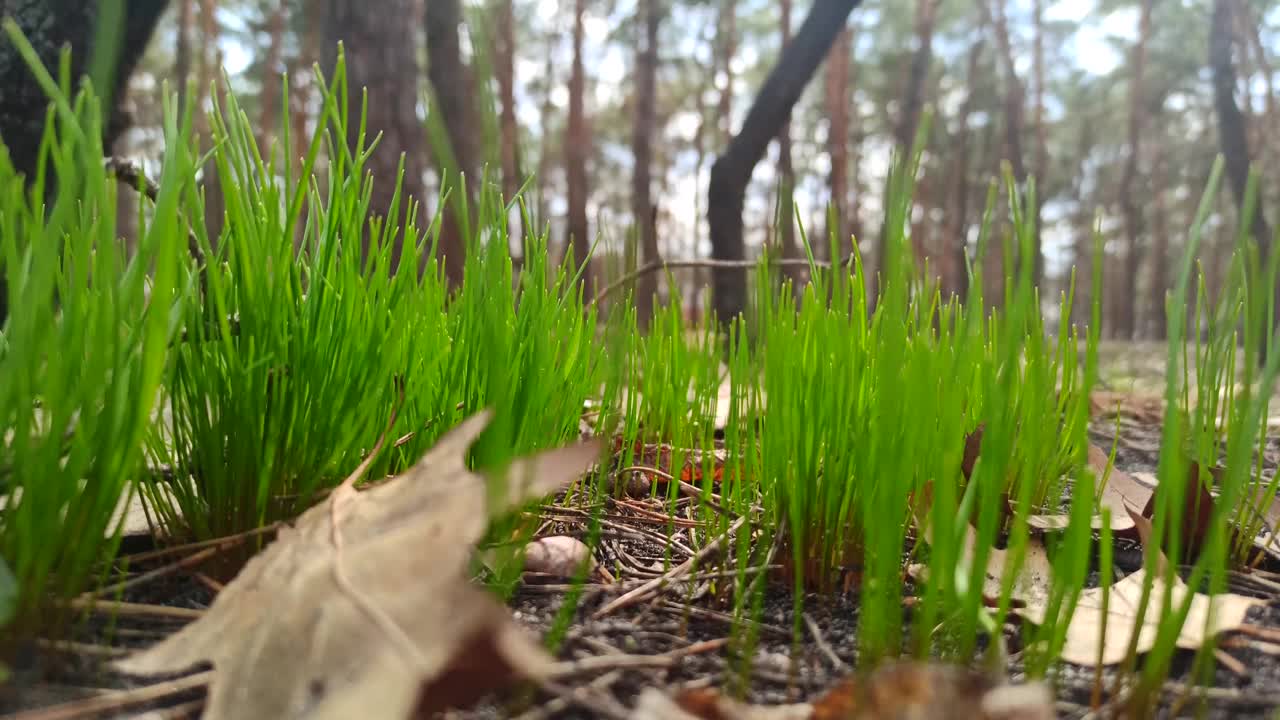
<box><xmin>2</xmin><ymin>670</ymin><xmax>212</xmax><ymax>720</ymax></box>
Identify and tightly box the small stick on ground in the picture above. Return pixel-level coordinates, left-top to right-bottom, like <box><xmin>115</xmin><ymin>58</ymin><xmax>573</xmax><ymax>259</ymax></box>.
<box><xmin>533</xmin><ymin>678</ymin><xmax>630</xmax><ymax>720</ymax></box>
<box><xmin>83</xmin><ymin>544</ymin><xmax>225</xmax><ymax>601</ymax></box>
<box><xmin>803</xmin><ymin>612</ymin><xmax>850</xmax><ymax>673</ymax></box>
<box><xmin>592</xmin><ymin>514</ymin><xmax>748</xmax><ymax>618</ymax></box>
<box><xmin>67</xmin><ymin>598</ymin><xmax>204</xmax><ymax>621</ymax></box>
<box><xmin>1</xmin><ymin>670</ymin><xmax>212</xmax><ymax>720</ymax></box>
<box><xmin>513</xmin><ymin>671</ymin><xmax>623</xmax><ymax>720</ymax></box>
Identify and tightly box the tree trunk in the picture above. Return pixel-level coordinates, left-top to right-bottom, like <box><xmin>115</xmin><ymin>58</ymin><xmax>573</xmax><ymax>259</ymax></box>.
<box><xmin>715</xmin><ymin>0</ymin><xmax>737</xmax><ymax>146</ymax></box>
<box><xmin>1210</xmin><ymin>0</ymin><xmax>1276</xmax><ymax>345</ymax></box>
<box><xmin>1149</xmin><ymin>159</ymin><xmax>1170</xmax><ymax>340</ymax></box>
<box><xmin>1032</xmin><ymin>0</ymin><xmax>1047</xmax><ymax>290</ymax></box>
<box><xmin>708</xmin><ymin>0</ymin><xmax>864</xmax><ymax>326</ymax></box>
<box><xmin>824</xmin><ymin>28</ymin><xmax>852</xmax><ymax>257</ymax></box>
<box><xmin>633</xmin><ymin>0</ymin><xmax>661</xmax><ymax>325</ymax></box>
<box><xmin>1116</xmin><ymin>0</ymin><xmax>1153</xmax><ymax>340</ymax></box>
<box><xmin>776</xmin><ymin>0</ymin><xmax>800</xmax><ymax>291</ymax></box>
<box><xmin>424</xmin><ymin>0</ymin><xmax>476</xmax><ymax>285</ymax></box>
<box><xmin>977</xmin><ymin>0</ymin><xmax>1034</xmax><ymax>286</ymax></box>
<box><xmin>495</xmin><ymin>0</ymin><xmax>523</xmax><ymax>202</ymax></box>
<box><xmin>895</xmin><ymin>0</ymin><xmax>938</xmax><ymax>152</ymax></box>
<box><xmin>199</xmin><ymin>0</ymin><xmax>225</xmax><ymax>247</ymax></box>
<box><xmin>565</xmin><ymin>0</ymin><xmax>593</xmax><ymax>297</ymax></box>
<box><xmin>257</xmin><ymin>4</ymin><xmax>287</xmax><ymax>154</ymax></box>
<box><xmin>534</xmin><ymin>29</ymin><xmax>556</xmax><ymax>233</ymax></box>
<box><xmin>944</xmin><ymin>41</ymin><xmax>983</xmax><ymax>301</ymax></box>
<box><xmin>175</xmin><ymin>0</ymin><xmax>195</xmax><ymax>110</ymax></box>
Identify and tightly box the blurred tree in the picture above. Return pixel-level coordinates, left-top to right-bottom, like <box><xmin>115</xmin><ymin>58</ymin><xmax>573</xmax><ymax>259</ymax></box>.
<box><xmin>424</xmin><ymin>0</ymin><xmax>475</xmax><ymax>285</ymax></box>
<box><xmin>634</xmin><ymin>0</ymin><xmax>663</xmax><ymax>324</ymax></box>
<box><xmin>566</xmin><ymin>0</ymin><xmax>593</xmax><ymax>296</ymax></box>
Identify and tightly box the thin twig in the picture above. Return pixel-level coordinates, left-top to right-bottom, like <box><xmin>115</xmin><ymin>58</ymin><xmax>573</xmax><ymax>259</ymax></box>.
<box><xmin>1</xmin><ymin>670</ymin><xmax>212</xmax><ymax>720</ymax></box>
<box><xmin>67</xmin><ymin>598</ymin><xmax>204</xmax><ymax>621</ymax></box>
<box><xmin>803</xmin><ymin>612</ymin><xmax>850</xmax><ymax>673</ymax></box>
<box><xmin>592</xmin><ymin>256</ymin><xmax>850</xmax><ymax>306</ymax></box>
<box><xmin>513</xmin><ymin>671</ymin><xmax>623</xmax><ymax>720</ymax></box>
<box><xmin>591</xmin><ymin>513</ymin><xmax>749</xmax><ymax>618</ymax></box>
<box><xmin>33</xmin><ymin>638</ymin><xmax>130</xmax><ymax>659</ymax></box>
<box><xmin>82</xmin><ymin>544</ymin><xmax>224</xmax><ymax>601</ymax></box>
<box><xmin>533</xmin><ymin>678</ymin><xmax>630</xmax><ymax>720</ymax></box>
<box><xmin>118</xmin><ymin>522</ymin><xmax>282</xmax><ymax>565</ymax></box>
<box><xmin>105</xmin><ymin>157</ymin><xmax>205</xmax><ymax>266</ymax></box>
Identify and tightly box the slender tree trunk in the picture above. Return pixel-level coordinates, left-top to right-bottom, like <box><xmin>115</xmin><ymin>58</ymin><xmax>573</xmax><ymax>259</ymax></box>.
<box><xmin>1069</xmin><ymin>117</ymin><xmax>1095</xmax><ymax>326</ymax></box>
<box><xmin>424</xmin><ymin>0</ymin><xmax>476</xmax><ymax>285</ymax></box>
<box><xmin>1210</xmin><ymin>0</ymin><xmax>1276</xmax><ymax>348</ymax></box>
<box><xmin>708</xmin><ymin>0</ymin><xmax>863</xmax><ymax>327</ymax></box>
<box><xmin>200</xmin><ymin>0</ymin><xmax>225</xmax><ymax>247</ymax></box>
<box><xmin>716</xmin><ymin>0</ymin><xmax>737</xmax><ymax>146</ymax></box>
<box><xmin>535</xmin><ymin>31</ymin><xmax>557</xmax><ymax>234</ymax></box>
<box><xmin>1032</xmin><ymin>0</ymin><xmax>1047</xmax><ymax>290</ymax></box>
<box><xmin>633</xmin><ymin>0</ymin><xmax>661</xmax><ymax>325</ymax></box>
<box><xmin>257</xmin><ymin>3</ymin><xmax>287</xmax><ymax>154</ymax></box>
<box><xmin>175</xmin><ymin>0</ymin><xmax>195</xmax><ymax>110</ymax></box>
<box><xmin>944</xmin><ymin>41</ymin><xmax>983</xmax><ymax>301</ymax></box>
<box><xmin>565</xmin><ymin>0</ymin><xmax>593</xmax><ymax>297</ymax></box>
<box><xmin>824</xmin><ymin>29</ymin><xmax>851</xmax><ymax>256</ymax></box>
<box><xmin>776</xmin><ymin>0</ymin><xmax>800</xmax><ymax>290</ymax></box>
<box><xmin>495</xmin><ymin>0</ymin><xmax>523</xmax><ymax>203</ymax></box>
<box><xmin>895</xmin><ymin>0</ymin><xmax>938</xmax><ymax>152</ymax></box>
<box><xmin>1150</xmin><ymin>158</ymin><xmax>1171</xmax><ymax>340</ymax></box>
<box><xmin>1116</xmin><ymin>0</ymin><xmax>1153</xmax><ymax>340</ymax></box>
<box><xmin>977</xmin><ymin>0</ymin><xmax>1034</xmax><ymax>286</ymax></box>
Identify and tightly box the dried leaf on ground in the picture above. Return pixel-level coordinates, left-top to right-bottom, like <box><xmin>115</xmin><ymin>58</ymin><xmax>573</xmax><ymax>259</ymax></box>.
<box><xmin>1015</xmin><ymin>507</ymin><xmax>1265</xmax><ymax>666</ymax></box>
<box><xmin>114</xmin><ymin>412</ymin><xmax>601</xmax><ymax>720</ymax></box>
<box><xmin>811</xmin><ymin>662</ymin><xmax>1054</xmax><ymax>720</ymax></box>
<box><xmin>1014</xmin><ymin>566</ymin><xmax>1264</xmax><ymax>666</ymax></box>
<box><xmin>1090</xmin><ymin>391</ymin><xmax>1164</xmax><ymax>425</ymax></box>
<box><xmin>632</xmin><ymin>687</ymin><xmax>812</xmax><ymax>720</ymax></box>
<box><xmin>1026</xmin><ymin>445</ymin><xmax>1154</xmax><ymax>532</ymax></box>
<box><xmin>909</xmin><ymin>530</ymin><xmax>1053</xmax><ymax>609</ymax></box>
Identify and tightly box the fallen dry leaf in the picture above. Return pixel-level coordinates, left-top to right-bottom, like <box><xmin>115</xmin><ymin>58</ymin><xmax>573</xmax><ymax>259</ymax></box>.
<box><xmin>910</xmin><ymin>529</ymin><xmax>1053</xmax><ymax>609</ymax></box>
<box><xmin>811</xmin><ymin>662</ymin><xmax>1053</xmax><ymax>720</ymax></box>
<box><xmin>1015</xmin><ymin>506</ymin><xmax>1265</xmax><ymax>666</ymax></box>
<box><xmin>1026</xmin><ymin>444</ymin><xmax>1153</xmax><ymax>532</ymax></box>
<box><xmin>1014</xmin><ymin>566</ymin><xmax>1264</xmax><ymax>666</ymax></box>
<box><xmin>114</xmin><ymin>411</ymin><xmax>601</xmax><ymax>720</ymax></box>
<box><xmin>523</xmin><ymin>535</ymin><xmax>596</xmax><ymax>578</ymax></box>
<box><xmin>633</xmin><ymin>687</ymin><xmax>813</xmax><ymax>720</ymax></box>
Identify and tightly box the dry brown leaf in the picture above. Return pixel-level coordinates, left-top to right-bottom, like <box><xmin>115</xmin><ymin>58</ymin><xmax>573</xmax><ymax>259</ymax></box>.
<box><xmin>633</xmin><ymin>687</ymin><xmax>813</xmax><ymax>720</ymax></box>
<box><xmin>810</xmin><ymin>663</ymin><xmax>1053</xmax><ymax>720</ymax></box>
<box><xmin>910</xmin><ymin>529</ymin><xmax>1053</xmax><ymax>609</ymax></box>
<box><xmin>114</xmin><ymin>411</ymin><xmax>601</xmax><ymax>720</ymax></box>
<box><xmin>1026</xmin><ymin>445</ymin><xmax>1153</xmax><ymax>532</ymax></box>
<box><xmin>1014</xmin><ymin>565</ymin><xmax>1264</xmax><ymax>666</ymax></box>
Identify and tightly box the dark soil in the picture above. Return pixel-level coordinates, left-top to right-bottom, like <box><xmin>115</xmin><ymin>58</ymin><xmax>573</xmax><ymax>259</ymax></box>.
<box><xmin>6</xmin><ymin>395</ymin><xmax>1280</xmax><ymax>719</ymax></box>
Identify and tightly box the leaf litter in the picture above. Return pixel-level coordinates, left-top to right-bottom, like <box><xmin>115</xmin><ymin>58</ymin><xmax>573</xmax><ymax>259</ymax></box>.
<box><xmin>114</xmin><ymin>411</ymin><xmax>602</xmax><ymax>720</ymax></box>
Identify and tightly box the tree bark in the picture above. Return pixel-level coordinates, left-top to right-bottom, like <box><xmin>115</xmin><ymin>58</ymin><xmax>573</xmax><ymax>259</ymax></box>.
<box><xmin>1149</xmin><ymin>158</ymin><xmax>1170</xmax><ymax>339</ymax></box>
<box><xmin>895</xmin><ymin>0</ymin><xmax>938</xmax><ymax>152</ymax></box>
<box><xmin>1116</xmin><ymin>0</ymin><xmax>1153</xmax><ymax>340</ymax></box>
<box><xmin>825</xmin><ymin>28</ymin><xmax>852</xmax><ymax>257</ymax></box>
<box><xmin>175</xmin><ymin>0</ymin><xmax>195</xmax><ymax>110</ymax></box>
<box><xmin>1210</xmin><ymin>0</ymin><xmax>1276</xmax><ymax>343</ymax></box>
<box><xmin>707</xmin><ymin>0</ymin><xmax>863</xmax><ymax>326</ymax></box>
<box><xmin>633</xmin><ymin>0</ymin><xmax>661</xmax><ymax>325</ymax></box>
<box><xmin>944</xmin><ymin>41</ymin><xmax>983</xmax><ymax>301</ymax></box>
<box><xmin>715</xmin><ymin>0</ymin><xmax>736</xmax><ymax>146</ymax></box>
<box><xmin>199</xmin><ymin>0</ymin><xmax>224</xmax><ymax>247</ymax></box>
<box><xmin>423</xmin><ymin>0</ymin><xmax>475</xmax><ymax>285</ymax></box>
<box><xmin>257</xmin><ymin>3</ymin><xmax>287</xmax><ymax>154</ymax></box>
<box><xmin>565</xmin><ymin>0</ymin><xmax>593</xmax><ymax>297</ymax></box>
<box><xmin>776</xmin><ymin>0</ymin><xmax>800</xmax><ymax>291</ymax></box>
<box><xmin>495</xmin><ymin>0</ymin><xmax>523</xmax><ymax>202</ymax></box>
<box><xmin>1031</xmin><ymin>0</ymin><xmax>1047</xmax><ymax>290</ymax></box>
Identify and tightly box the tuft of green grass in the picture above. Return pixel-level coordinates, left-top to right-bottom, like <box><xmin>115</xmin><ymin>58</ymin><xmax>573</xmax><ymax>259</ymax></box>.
<box><xmin>0</xmin><ymin>21</ymin><xmax>185</xmax><ymax>638</ymax></box>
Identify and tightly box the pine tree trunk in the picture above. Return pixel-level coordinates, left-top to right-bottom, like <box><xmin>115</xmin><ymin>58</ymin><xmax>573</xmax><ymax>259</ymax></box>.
<box><xmin>708</xmin><ymin>0</ymin><xmax>863</xmax><ymax>327</ymax></box>
<box><xmin>776</xmin><ymin>0</ymin><xmax>800</xmax><ymax>291</ymax></box>
<box><xmin>1117</xmin><ymin>0</ymin><xmax>1153</xmax><ymax>340</ymax></box>
<box><xmin>824</xmin><ymin>29</ymin><xmax>852</xmax><ymax>257</ymax></box>
<box><xmin>1210</xmin><ymin>0</ymin><xmax>1276</xmax><ymax>352</ymax></box>
<box><xmin>565</xmin><ymin>0</ymin><xmax>593</xmax><ymax>297</ymax></box>
<box><xmin>633</xmin><ymin>0</ymin><xmax>661</xmax><ymax>325</ymax></box>
<box><xmin>200</xmin><ymin>0</ymin><xmax>225</xmax><ymax>248</ymax></box>
<box><xmin>424</xmin><ymin>0</ymin><xmax>476</xmax><ymax>285</ymax></box>
<box><xmin>495</xmin><ymin>0</ymin><xmax>523</xmax><ymax>203</ymax></box>
<box><xmin>944</xmin><ymin>41</ymin><xmax>983</xmax><ymax>301</ymax></box>
<box><xmin>175</xmin><ymin>0</ymin><xmax>195</xmax><ymax>110</ymax></box>
<box><xmin>257</xmin><ymin>4</ymin><xmax>287</xmax><ymax>154</ymax></box>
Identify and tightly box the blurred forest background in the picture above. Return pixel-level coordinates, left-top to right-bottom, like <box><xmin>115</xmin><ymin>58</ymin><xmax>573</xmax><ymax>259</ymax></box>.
<box><xmin>111</xmin><ymin>0</ymin><xmax>1280</xmax><ymax>338</ymax></box>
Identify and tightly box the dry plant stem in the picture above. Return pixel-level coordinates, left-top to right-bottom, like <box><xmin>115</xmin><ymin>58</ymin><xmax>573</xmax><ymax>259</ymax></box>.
<box><xmin>105</xmin><ymin>158</ymin><xmax>206</xmax><ymax>267</ymax></box>
<box><xmin>81</xmin><ymin>544</ymin><xmax>224</xmax><ymax>601</ymax></box>
<box><xmin>534</xmin><ymin>678</ymin><xmax>630</xmax><ymax>720</ymax></box>
<box><xmin>803</xmin><ymin>611</ymin><xmax>849</xmax><ymax>672</ymax></box>
<box><xmin>1213</xmin><ymin>648</ymin><xmax>1249</xmax><ymax>678</ymax></box>
<box><xmin>591</xmin><ymin>513</ymin><xmax>749</xmax><ymax>618</ymax></box>
<box><xmin>120</xmin><ymin>522</ymin><xmax>282</xmax><ymax>565</ymax></box>
<box><xmin>513</xmin><ymin>671</ymin><xmax>622</xmax><ymax>720</ymax></box>
<box><xmin>0</xmin><ymin>670</ymin><xmax>213</xmax><ymax>720</ymax></box>
<box><xmin>33</xmin><ymin>638</ymin><xmax>130</xmax><ymax>659</ymax></box>
<box><xmin>67</xmin><ymin>598</ymin><xmax>203</xmax><ymax>620</ymax></box>
<box><xmin>615</xmin><ymin>465</ymin><xmax>730</xmax><ymax>518</ymax></box>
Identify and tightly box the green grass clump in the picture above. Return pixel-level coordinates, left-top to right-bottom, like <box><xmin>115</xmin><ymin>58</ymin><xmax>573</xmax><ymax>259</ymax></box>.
<box><xmin>0</xmin><ymin>25</ymin><xmax>184</xmax><ymax>637</ymax></box>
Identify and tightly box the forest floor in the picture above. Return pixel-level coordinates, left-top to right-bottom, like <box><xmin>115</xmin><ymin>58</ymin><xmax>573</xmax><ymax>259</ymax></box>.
<box><xmin>4</xmin><ymin>341</ymin><xmax>1280</xmax><ymax>720</ymax></box>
